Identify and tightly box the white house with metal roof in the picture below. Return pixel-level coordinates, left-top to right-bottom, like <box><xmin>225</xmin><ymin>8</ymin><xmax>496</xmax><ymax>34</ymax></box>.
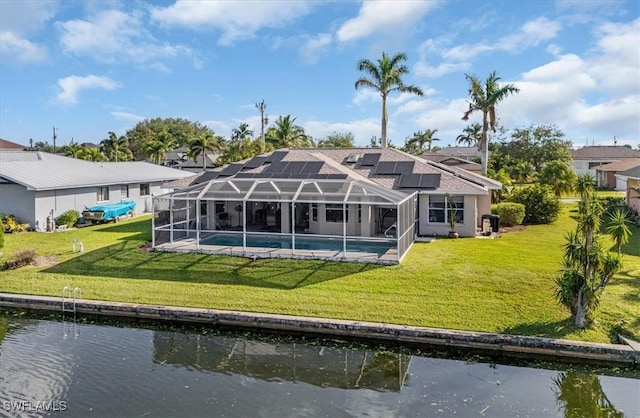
<box><xmin>153</xmin><ymin>148</ymin><xmax>501</xmax><ymax>264</ymax></box>
<box><xmin>0</xmin><ymin>150</ymin><xmax>193</xmax><ymax>230</ymax></box>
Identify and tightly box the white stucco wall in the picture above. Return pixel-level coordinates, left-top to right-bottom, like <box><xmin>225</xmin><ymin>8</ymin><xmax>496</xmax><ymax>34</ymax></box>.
<box><xmin>0</xmin><ymin>184</ymin><xmax>36</xmax><ymax>227</ymax></box>
<box><xmin>418</xmin><ymin>194</ymin><xmax>478</xmax><ymax>238</ymax></box>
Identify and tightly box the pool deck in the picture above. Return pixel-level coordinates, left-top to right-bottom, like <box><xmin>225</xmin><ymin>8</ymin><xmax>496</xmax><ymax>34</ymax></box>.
<box><xmin>0</xmin><ymin>293</ymin><xmax>637</xmax><ymax>365</ymax></box>
<box><xmin>155</xmin><ymin>238</ymin><xmax>400</xmax><ymax>264</ymax></box>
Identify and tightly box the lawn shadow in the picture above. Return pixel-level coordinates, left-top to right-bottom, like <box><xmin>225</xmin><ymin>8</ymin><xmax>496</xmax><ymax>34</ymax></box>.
<box><xmin>43</xmin><ymin>240</ymin><xmax>382</xmax><ymax>290</ymax></box>
<box><xmin>501</xmin><ymin>319</ymin><xmax>577</xmax><ymax>340</ymax></box>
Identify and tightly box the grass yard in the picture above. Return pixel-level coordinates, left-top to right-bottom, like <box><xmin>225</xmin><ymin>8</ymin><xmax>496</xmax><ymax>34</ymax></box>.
<box><xmin>0</xmin><ymin>205</ymin><xmax>638</xmax><ymax>344</ymax></box>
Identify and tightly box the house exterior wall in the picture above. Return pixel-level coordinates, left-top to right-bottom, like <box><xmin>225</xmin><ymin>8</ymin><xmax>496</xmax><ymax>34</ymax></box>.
<box><xmin>616</xmin><ymin>176</ymin><xmax>627</xmax><ymax>192</ymax></box>
<box><xmin>0</xmin><ymin>184</ymin><xmax>35</xmax><ymax>226</ymax></box>
<box><xmin>627</xmin><ymin>178</ymin><xmax>640</xmax><ymax>215</ymax></box>
<box><xmin>418</xmin><ymin>194</ymin><xmax>477</xmax><ymax>237</ymax></box>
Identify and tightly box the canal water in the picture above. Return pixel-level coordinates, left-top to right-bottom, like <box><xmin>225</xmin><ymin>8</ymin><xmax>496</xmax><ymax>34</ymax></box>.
<box><xmin>0</xmin><ymin>312</ymin><xmax>638</xmax><ymax>417</ymax></box>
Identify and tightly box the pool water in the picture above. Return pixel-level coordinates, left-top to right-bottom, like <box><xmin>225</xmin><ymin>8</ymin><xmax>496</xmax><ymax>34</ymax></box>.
<box><xmin>200</xmin><ymin>233</ymin><xmax>395</xmax><ymax>256</ymax></box>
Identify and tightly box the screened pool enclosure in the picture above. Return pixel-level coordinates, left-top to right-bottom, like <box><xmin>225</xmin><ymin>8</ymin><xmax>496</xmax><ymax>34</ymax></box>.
<box><xmin>153</xmin><ymin>178</ymin><xmax>417</xmax><ymax>263</ymax></box>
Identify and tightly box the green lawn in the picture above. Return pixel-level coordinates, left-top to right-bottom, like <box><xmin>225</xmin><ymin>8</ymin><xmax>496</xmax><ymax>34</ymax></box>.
<box><xmin>1</xmin><ymin>205</ymin><xmax>638</xmax><ymax>344</ymax></box>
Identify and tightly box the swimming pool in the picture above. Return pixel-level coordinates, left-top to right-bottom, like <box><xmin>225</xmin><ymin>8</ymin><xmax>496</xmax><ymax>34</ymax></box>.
<box><xmin>200</xmin><ymin>233</ymin><xmax>395</xmax><ymax>256</ymax></box>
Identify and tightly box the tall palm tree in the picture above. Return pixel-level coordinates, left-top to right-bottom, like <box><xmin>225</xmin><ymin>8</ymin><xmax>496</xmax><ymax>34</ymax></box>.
<box><xmin>355</xmin><ymin>52</ymin><xmax>424</xmax><ymax>149</ymax></box>
<box><xmin>266</xmin><ymin>115</ymin><xmax>314</xmax><ymax>149</ymax></box>
<box><xmin>63</xmin><ymin>141</ymin><xmax>85</xmax><ymax>159</ymax></box>
<box><xmin>81</xmin><ymin>147</ymin><xmax>107</xmax><ymax>162</ymax></box>
<box><xmin>187</xmin><ymin>132</ymin><xmax>223</xmax><ymax>170</ymax></box>
<box><xmin>407</xmin><ymin>129</ymin><xmax>440</xmax><ymax>154</ymax></box>
<box><xmin>462</xmin><ymin>71</ymin><xmax>519</xmax><ymax>174</ymax></box>
<box><xmin>100</xmin><ymin>131</ymin><xmax>131</xmax><ymax>162</ymax></box>
<box><xmin>231</xmin><ymin>123</ymin><xmax>254</xmax><ymax>142</ymax></box>
<box><xmin>145</xmin><ymin>129</ymin><xmax>176</xmax><ymax>164</ymax></box>
<box><xmin>455</xmin><ymin>123</ymin><xmax>482</xmax><ymax>147</ymax></box>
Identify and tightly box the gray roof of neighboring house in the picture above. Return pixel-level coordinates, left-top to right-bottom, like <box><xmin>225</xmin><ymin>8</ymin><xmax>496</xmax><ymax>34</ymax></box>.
<box><xmin>421</xmin><ymin>154</ymin><xmax>483</xmax><ymax>172</ymax></box>
<box><xmin>0</xmin><ymin>151</ymin><xmax>193</xmax><ymax>191</ymax></box>
<box><xmin>593</xmin><ymin>158</ymin><xmax>640</xmax><ymax>172</ymax></box>
<box><xmin>434</xmin><ymin>146</ymin><xmax>484</xmax><ymax>159</ymax></box>
<box><xmin>618</xmin><ymin>166</ymin><xmax>640</xmax><ymax>179</ymax></box>
<box><xmin>572</xmin><ymin>146</ymin><xmax>640</xmax><ymax>160</ymax></box>
<box><xmin>163</xmin><ymin>146</ymin><xmax>219</xmax><ymax>169</ymax></box>
<box><xmin>167</xmin><ymin>148</ymin><xmax>498</xmax><ymax>195</ymax></box>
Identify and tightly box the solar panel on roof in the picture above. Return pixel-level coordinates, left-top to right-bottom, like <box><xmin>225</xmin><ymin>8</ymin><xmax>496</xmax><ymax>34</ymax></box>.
<box><xmin>265</xmin><ymin>151</ymin><xmax>287</xmax><ymax>163</ymax></box>
<box><xmin>218</xmin><ymin>163</ymin><xmax>244</xmax><ymax>177</ymax></box>
<box><xmin>395</xmin><ymin>161</ymin><xmax>415</xmax><ymax>174</ymax></box>
<box><xmin>398</xmin><ymin>173</ymin><xmax>421</xmax><ymax>188</ymax></box>
<box><xmin>326</xmin><ymin>174</ymin><xmax>348</xmax><ymax>179</ymax></box>
<box><xmin>301</xmin><ymin>161</ymin><xmax>323</xmax><ymax>174</ymax></box>
<box><xmin>374</xmin><ymin>161</ymin><xmax>397</xmax><ymax>175</ymax></box>
<box><xmin>194</xmin><ymin>171</ymin><xmax>220</xmax><ymax>184</ymax></box>
<box><xmin>284</xmin><ymin>161</ymin><xmax>306</xmax><ymax>174</ymax></box>
<box><xmin>360</xmin><ymin>153</ymin><xmax>381</xmax><ymax>166</ymax></box>
<box><xmin>243</xmin><ymin>156</ymin><xmax>267</xmax><ymax>169</ymax></box>
<box><xmin>235</xmin><ymin>172</ymin><xmax>256</xmax><ymax>178</ymax></box>
<box><xmin>419</xmin><ymin>173</ymin><xmax>441</xmax><ymax>188</ymax></box>
<box><xmin>264</xmin><ymin>161</ymin><xmax>287</xmax><ymax>173</ymax></box>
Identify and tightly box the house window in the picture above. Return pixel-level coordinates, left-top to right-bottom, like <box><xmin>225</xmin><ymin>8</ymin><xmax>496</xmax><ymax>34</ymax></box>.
<box><xmin>121</xmin><ymin>185</ymin><xmax>129</xmax><ymax>199</ymax></box>
<box><xmin>326</xmin><ymin>204</ymin><xmax>348</xmax><ymax>223</ymax></box>
<box><xmin>97</xmin><ymin>186</ymin><xmax>109</xmax><ymax>202</ymax></box>
<box><xmin>140</xmin><ymin>183</ymin><xmax>150</xmax><ymax>196</ymax></box>
<box><xmin>312</xmin><ymin>203</ymin><xmax>317</xmax><ymax>221</ymax></box>
<box><xmin>589</xmin><ymin>161</ymin><xmax>611</xmax><ymax>169</ymax></box>
<box><xmin>428</xmin><ymin>196</ymin><xmax>464</xmax><ymax>223</ymax></box>
<box><xmin>357</xmin><ymin>205</ymin><xmax>362</xmax><ymax>223</ymax></box>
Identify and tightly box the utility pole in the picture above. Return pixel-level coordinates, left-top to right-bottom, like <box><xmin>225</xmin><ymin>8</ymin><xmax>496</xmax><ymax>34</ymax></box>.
<box><xmin>255</xmin><ymin>100</ymin><xmax>268</xmax><ymax>147</ymax></box>
<box><xmin>52</xmin><ymin>126</ymin><xmax>58</xmax><ymax>153</ymax></box>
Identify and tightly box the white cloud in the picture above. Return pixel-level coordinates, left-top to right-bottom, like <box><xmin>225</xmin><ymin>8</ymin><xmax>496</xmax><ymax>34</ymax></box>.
<box><xmin>303</xmin><ymin>119</ymin><xmax>380</xmax><ymax>146</ymax></box>
<box><xmin>496</xmin><ymin>17</ymin><xmax>562</xmax><ymax>53</ymax></box>
<box><xmin>414</xmin><ymin>98</ymin><xmax>471</xmax><ymax>140</ymax></box>
<box><xmin>150</xmin><ymin>1</ymin><xmax>316</xmax><ymax>46</ymax></box>
<box><xmin>57</xmin><ymin>9</ymin><xmax>193</xmax><ymax>67</ymax></box>
<box><xmin>352</xmin><ymin>89</ymin><xmax>380</xmax><ymax>106</ymax></box>
<box><xmin>336</xmin><ymin>1</ymin><xmax>441</xmax><ymax>43</ymax></box>
<box><xmin>0</xmin><ymin>32</ymin><xmax>48</xmax><ymax>63</ymax></box>
<box><xmin>0</xmin><ymin>0</ymin><xmax>59</xmax><ymax>34</ymax></box>
<box><xmin>56</xmin><ymin>75</ymin><xmax>119</xmax><ymax>105</ymax></box>
<box><xmin>414</xmin><ymin>61</ymin><xmax>471</xmax><ymax>78</ymax></box>
<box><xmin>111</xmin><ymin>111</ymin><xmax>144</xmax><ymax>122</ymax></box>
<box><xmin>203</xmin><ymin>120</ymin><xmax>232</xmax><ymax>136</ymax></box>
<box><xmin>299</xmin><ymin>33</ymin><xmax>332</xmax><ymax>64</ymax></box>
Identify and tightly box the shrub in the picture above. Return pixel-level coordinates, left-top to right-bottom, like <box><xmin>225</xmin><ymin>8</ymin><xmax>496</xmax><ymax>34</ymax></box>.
<box><xmin>3</xmin><ymin>248</ymin><xmax>37</xmax><ymax>270</ymax></box>
<box><xmin>2</xmin><ymin>215</ymin><xmax>30</xmax><ymax>232</ymax></box>
<box><xmin>492</xmin><ymin>202</ymin><xmax>526</xmax><ymax>226</ymax></box>
<box><xmin>56</xmin><ymin>210</ymin><xmax>80</xmax><ymax>228</ymax></box>
<box><xmin>507</xmin><ymin>185</ymin><xmax>560</xmax><ymax>224</ymax></box>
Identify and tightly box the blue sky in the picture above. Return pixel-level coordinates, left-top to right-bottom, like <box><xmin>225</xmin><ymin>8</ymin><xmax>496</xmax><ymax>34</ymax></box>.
<box><xmin>1</xmin><ymin>0</ymin><xmax>638</xmax><ymax>148</ymax></box>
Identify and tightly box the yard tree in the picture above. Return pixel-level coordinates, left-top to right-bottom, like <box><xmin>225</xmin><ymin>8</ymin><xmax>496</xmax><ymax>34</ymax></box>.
<box><xmin>80</xmin><ymin>147</ymin><xmax>107</xmax><ymax>162</ymax></box>
<box><xmin>62</xmin><ymin>141</ymin><xmax>85</xmax><ymax>159</ymax></box>
<box><xmin>318</xmin><ymin>132</ymin><xmax>355</xmax><ymax>148</ymax></box>
<box><xmin>126</xmin><ymin>118</ymin><xmax>214</xmax><ymax>160</ymax></box>
<box><xmin>355</xmin><ymin>52</ymin><xmax>424</xmax><ymax>149</ymax></box>
<box><xmin>455</xmin><ymin>123</ymin><xmax>482</xmax><ymax>147</ymax></box>
<box><xmin>100</xmin><ymin>131</ymin><xmax>132</xmax><ymax>162</ymax></box>
<box><xmin>462</xmin><ymin>71</ymin><xmax>519</xmax><ymax>174</ymax></box>
<box><xmin>266</xmin><ymin>115</ymin><xmax>314</xmax><ymax>149</ymax></box>
<box><xmin>606</xmin><ymin>209</ymin><xmax>632</xmax><ymax>254</ymax></box>
<box><xmin>145</xmin><ymin>129</ymin><xmax>176</xmax><ymax>164</ymax></box>
<box><xmin>187</xmin><ymin>132</ymin><xmax>223</xmax><ymax>170</ymax></box>
<box><xmin>405</xmin><ymin>129</ymin><xmax>441</xmax><ymax>154</ymax></box>
<box><xmin>555</xmin><ymin>173</ymin><xmax>622</xmax><ymax>328</ymax></box>
<box><xmin>538</xmin><ymin>160</ymin><xmax>577</xmax><ymax>197</ymax></box>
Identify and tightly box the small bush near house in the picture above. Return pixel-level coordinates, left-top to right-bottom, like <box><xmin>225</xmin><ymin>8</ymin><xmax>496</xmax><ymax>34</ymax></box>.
<box><xmin>507</xmin><ymin>184</ymin><xmax>560</xmax><ymax>224</ymax></box>
<box><xmin>2</xmin><ymin>248</ymin><xmax>37</xmax><ymax>270</ymax></box>
<box><xmin>2</xmin><ymin>215</ymin><xmax>30</xmax><ymax>232</ymax></box>
<box><xmin>492</xmin><ymin>202</ymin><xmax>526</xmax><ymax>226</ymax></box>
<box><xmin>56</xmin><ymin>210</ymin><xmax>80</xmax><ymax>228</ymax></box>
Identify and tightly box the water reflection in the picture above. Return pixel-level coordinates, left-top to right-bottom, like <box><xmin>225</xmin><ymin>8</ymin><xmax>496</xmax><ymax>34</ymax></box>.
<box><xmin>554</xmin><ymin>371</ymin><xmax>625</xmax><ymax>417</ymax></box>
<box><xmin>153</xmin><ymin>332</ymin><xmax>411</xmax><ymax>391</ymax></box>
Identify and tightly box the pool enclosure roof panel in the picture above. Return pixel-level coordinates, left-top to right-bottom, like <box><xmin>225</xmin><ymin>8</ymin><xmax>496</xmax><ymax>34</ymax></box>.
<box><xmin>160</xmin><ymin>177</ymin><xmax>413</xmax><ymax>205</ymax></box>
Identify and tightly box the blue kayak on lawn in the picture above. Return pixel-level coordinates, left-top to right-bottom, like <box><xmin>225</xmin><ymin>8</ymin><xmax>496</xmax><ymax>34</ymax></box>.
<box><xmin>82</xmin><ymin>201</ymin><xmax>136</xmax><ymax>223</ymax></box>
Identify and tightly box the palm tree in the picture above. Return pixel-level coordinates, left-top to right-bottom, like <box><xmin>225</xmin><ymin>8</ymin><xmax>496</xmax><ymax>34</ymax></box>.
<box><xmin>355</xmin><ymin>52</ymin><xmax>424</xmax><ymax>149</ymax></box>
<box><xmin>145</xmin><ymin>129</ymin><xmax>176</xmax><ymax>164</ymax></box>
<box><xmin>187</xmin><ymin>132</ymin><xmax>222</xmax><ymax>170</ymax></box>
<box><xmin>81</xmin><ymin>147</ymin><xmax>107</xmax><ymax>162</ymax></box>
<box><xmin>606</xmin><ymin>209</ymin><xmax>632</xmax><ymax>254</ymax></box>
<box><xmin>231</xmin><ymin>123</ymin><xmax>254</xmax><ymax>142</ymax></box>
<box><xmin>462</xmin><ymin>71</ymin><xmax>519</xmax><ymax>174</ymax></box>
<box><xmin>100</xmin><ymin>131</ymin><xmax>131</xmax><ymax>162</ymax></box>
<box><xmin>63</xmin><ymin>141</ymin><xmax>85</xmax><ymax>159</ymax></box>
<box><xmin>455</xmin><ymin>123</ymin><xmax>482</xmax><ymax>147</ymax></box>
<box><xmin>266</xmin><ymin>115</ymin><xmax>314</xmax><ymax>149</ymax></box>
<box><xmin>538</xmin><ymin>160</ymin><xmax>577</xmax><ymax>197</ymax></box>
<box><xmin>407</xmin><ymin>129</ymin><xmax>440</xmax><ymax>154</ymax></box>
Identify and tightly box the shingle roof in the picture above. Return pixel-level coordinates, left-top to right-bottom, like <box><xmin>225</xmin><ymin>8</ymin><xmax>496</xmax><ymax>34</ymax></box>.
<box><xmin>593</xmin><ymin>158</ymin><xmax>640</xmax><ymax>172</ymax></box>
<box><xmin>572</xmin><ymin>146</ymin><xmax>640</xmax><ymax>159</ymax></box>
<box><xmin>0</xmin><ymin>151</ymin><xmax>193</xmax><ymax>190</ymax></box>
<box><xmin>0</xmin><ymin>138</ymin><xmax>26</xmax><ymax>150</ymax></box>
<box><xmin>618</xmin><ymin>166</ymin><xmax>640</xmax><ymax>179</ymax></box>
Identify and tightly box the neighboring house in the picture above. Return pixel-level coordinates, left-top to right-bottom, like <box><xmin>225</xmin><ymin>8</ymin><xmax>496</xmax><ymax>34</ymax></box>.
<box><xmin>0</xmin><ymin>138</ymin><xmax>26</xmax><ymax>150</ymax></box>
<box><xmin>434</xmin><ymin>146</ymin><xmax>484</xmax><ymax>161</ymax></box>
<box><xmin>571</xmin><ymin>146</ymin><xmax>640</xmax><ymax>177</ymax></box>
<box><xmin>594</xmin><ymin>158</ymin><xmax>640</xmax><ymax>190</ymax></box>
<box><xmin>163</xmin><ymin>146</ymin><xmax>219</xmax><ymax>173</ymax></box>
<box><xmin>154</xmin><ymin>148</ymin><xmax>501</xmax><ymax>264</ymax></box>
<box><xmin>421</xmin><ymin>153</ymin><xmax>482</xmax><ymax>173</ymax></box>
<box><xmin>615</xmin><ymin>166</ymin><xmax>640</xmax><ymax>215</ymax></box>
<box><xmin>0</xmin><ymin>150</ymin><xmax>193</xmax><ymax>230</ymax></box>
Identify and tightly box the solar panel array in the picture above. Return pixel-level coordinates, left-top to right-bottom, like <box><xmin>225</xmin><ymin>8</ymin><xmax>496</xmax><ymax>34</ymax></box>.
<box><xmin>194</xmin><ymin>170</ymin><xmax>220</xmax><ymax>184</ymax></box>
<box><xmin>243</xmin><ymin>156</ymin><xmax>268</xmax><ymax>169</ymax></box>
<box><xmin>235</xmin><ymin>172</ymin><xmax>347</xmax><ymax>180</ymax></box>
<box><xmin>264</xmin><ymin>161</ymin><xmax>324</xmax><ymax>174</ymax></box>
<box><xmin>265</xmin><ymin>150</ymin><xmax>288</xmax><ymax>163</ymax></box>
<box><xmin>218</xmin><ymin>163</ymin><xmax>244</xmax><ymax>177</ymax></box>
<box><xmin>398</xmin><ymin>173</ymin><xmax>441</xmax><ymax>189</ymax></box>
<box><xmin>374</xmin><ymin>161</ymin><xmax>415</xmax><ymax>175</ymax></box>
<box><xmin>359</xmin><ymin>153</ymin><xmax>381</xmax><ymax>166</ymax></box>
